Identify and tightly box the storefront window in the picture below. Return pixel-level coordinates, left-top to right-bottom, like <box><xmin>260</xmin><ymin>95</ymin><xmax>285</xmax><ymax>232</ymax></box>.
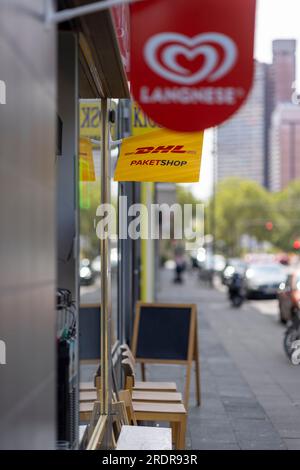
<box><xmin>111</xmin><ymin>175</ymin><xmax>119</xmax><ymax>346</ymax></box>
<box><xmin>79</xmin><ymin>147</ymin><xmax>101</xmax><ymax>306</ymax></box>
<box><xmin>79</xmin><ymin>100</ymin><xmax>119</xmax><ymax>353</ymax></box>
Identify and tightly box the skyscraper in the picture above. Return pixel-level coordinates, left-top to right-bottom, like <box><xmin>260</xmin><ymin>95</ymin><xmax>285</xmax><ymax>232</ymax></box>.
<box><xmin>272</xmin><ymin>40</ymin><xmax>296</xmax><ymax>105</ymax></box>
<box><xmin>269</xmin><ymin>104</ymin><xmax>300</xmax><ymax>191</ymax></box>
<box><xmin>268</xmin><ymin>40</ymin><xmax>300</xmax><ymax>192</ymax></box>
<box><xmin>215</xmin><ymin>61</ymin><xmax>266</xmax><ymax>186</ymax></box>
<box><xmin>216</xmin><ymin>39</ymin><xmax>297</xmax><ymax>190</ymax></box>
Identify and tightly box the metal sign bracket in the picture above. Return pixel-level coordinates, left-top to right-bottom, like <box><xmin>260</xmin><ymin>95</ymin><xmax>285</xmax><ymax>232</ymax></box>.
<box><xmin>44</xmin><ymin>0</ymin><xmax>142</xmax><ymax>25</ymax></box>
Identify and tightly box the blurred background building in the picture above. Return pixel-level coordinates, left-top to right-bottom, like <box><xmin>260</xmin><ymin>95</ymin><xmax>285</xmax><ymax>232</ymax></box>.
<box><xmin>215</xmin><ymin>61</ymin><xmax>266</xmax><ymax>186</ymax></box>
<box><xmin>269</xmin><ymin>103</ymin><xmax>300</xmax><ymax>191</ymax></box>
<box><xmin>215</xmin><ymin>39</ymin><xmax>299</xmax><ymax>191</ymax></box>
<box><xmin>272</xmin><ymin>39</ymin><xmax>296</xmax><ymax>104</ymax></box>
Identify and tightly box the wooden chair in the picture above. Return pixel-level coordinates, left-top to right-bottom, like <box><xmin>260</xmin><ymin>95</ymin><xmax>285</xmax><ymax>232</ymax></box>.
<box><xmin>80</xmin><ymin>401</ymin><xmax>100</xmax><ymax>422</ymax></box>
<box><xmin>80</xmin><ymin>383</ymin><xmax>182</xmax><ymax>404</ymax></box>
<box><xmin>80</xmin><ymin>390</ymin><xmax>100</xmax><ymax>402</ymax></box>
<box><xmin>120</xmin><ymin>388</ymin><xmax>187</xmax><ymax>450</ymax></box>
<box><xmin>118</xmin><ymin>389</ymin><xmax>138</xmax><ymax>425</ymax></box>
<box><xmin>111</xmin><ymin>399</ymin><xmax>130</xmax><ymax>447</ymax></box>
<box><xmin>120</xmin><ymin>345</ymin><xmax>177</xmax><ymax>393</ymax></box>
<box><xmin>121</xmin><ymin>358</ymin><xmax>182</xmax><ymax>402</ymax></box>
<box><xmin>133</xmin><ymin>401</ymin><xmax>187</xmax><ymax>450</ymax></box>
<box><xmin>79</xmin><ymin>394</ymin><xmax>187</xmax><ymax>449</ymax></box>
<box><xmin>79</xmin><ymin>344</ymin><xmax>178</xmax><ymax>394</ymax></box>
<box><xmin>117</xmin><ymin>389</ymin><xmax>186</xmax><ymax>450</ymax></box>
<box><xmin>80</xmin><ymin>381</ymin><xmax>96</xmax><ymax>391</ymax></box>
<box><xmin>86</xmin><ymin>415</ymin><xmax>107</xmax><ymax>450</ymax></box>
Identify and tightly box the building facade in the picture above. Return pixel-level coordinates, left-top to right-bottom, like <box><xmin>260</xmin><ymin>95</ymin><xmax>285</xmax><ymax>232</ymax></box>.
<box><xmin>272</xmin><ymin>39</ymin><xmax>296</xmax><ymax>105</ymax></box>
<box><xmin>215</xmin><ymin>61</ymin><xmax>266</xmax><ymax>186</ymax></box>
<box><xmin>269</xmin><ymin>104</ymin><xmax>300</xmax><ymax>191</ymax></box>
<box><xmin>216</xmin><ymin>40</ymin><xmax>297</xmax><ymax>190</ymax></box>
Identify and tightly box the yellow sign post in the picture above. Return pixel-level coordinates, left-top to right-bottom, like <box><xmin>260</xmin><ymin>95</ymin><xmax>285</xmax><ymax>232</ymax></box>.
<box><xmin>114</xmin><ymin>128</ymin><xmax>204</xmax><ymax>183</ymax></box>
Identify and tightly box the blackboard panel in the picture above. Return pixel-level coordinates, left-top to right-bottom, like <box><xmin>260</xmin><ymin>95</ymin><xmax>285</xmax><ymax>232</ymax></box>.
<box><xmin>135</xmin><ymin>305</ymin><xmax>192</xmax><ymax>361</ymax></box>
<box><xmin>79</xmin><ymin>305</ymin><xmax>100</xmax><ymax>360</ymax></box>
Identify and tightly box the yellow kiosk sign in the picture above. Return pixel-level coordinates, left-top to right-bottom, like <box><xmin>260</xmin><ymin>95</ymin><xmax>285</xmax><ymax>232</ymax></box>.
<box><xmin>114</xmin><ymin>128</ymin><xmax>204</xmax><ymax>183</ymax></box>
<box><xmin>80</xmin><ymin>102</ymin><xmax>101</xmax><ymax>140</ymax></box>
<box><xmin>80</xmin><ymin>100</ymin><xmax>117</xmax><ymax>142</ymax></box>
<box><xmin>132</xmin><ymin>102</ymin><xmax>161</xmax><ymax>136</ymax></box>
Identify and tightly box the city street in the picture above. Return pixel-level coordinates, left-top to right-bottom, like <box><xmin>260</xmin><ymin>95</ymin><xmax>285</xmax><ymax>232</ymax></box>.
<box><xmin>138</xmin><ymin>268</ymin><xmax>300</xmax><ymax>450</ymax></box>
<box><xmin>3</xmin><ymin>0</ymin><xmax>300</xmax><ymax>454</ymax></box>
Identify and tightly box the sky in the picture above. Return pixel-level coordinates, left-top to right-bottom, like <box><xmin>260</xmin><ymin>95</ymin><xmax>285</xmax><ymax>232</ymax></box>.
<box><xmin>189</xmin><ymin>0</ymin><xmax>300</xmax><ymax>201</ymax></box>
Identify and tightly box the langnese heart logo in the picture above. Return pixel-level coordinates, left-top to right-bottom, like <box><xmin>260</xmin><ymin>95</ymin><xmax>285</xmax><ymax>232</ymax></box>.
<box><xmin>144</xmin><ymin>32</ymin><xmax>238</xmax><ymax>86</ymax></box>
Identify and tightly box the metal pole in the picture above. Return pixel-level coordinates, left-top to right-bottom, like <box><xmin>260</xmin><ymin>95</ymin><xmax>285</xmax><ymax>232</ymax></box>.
<box><xmin>44</xmin><ymin>0</ymin><xmax>144</xmax><ymax>25</ymax></box>
<box><xmin>100</xmin><ymin>99</ymin><xmax>112</xmax><ymax>420</ymax></box>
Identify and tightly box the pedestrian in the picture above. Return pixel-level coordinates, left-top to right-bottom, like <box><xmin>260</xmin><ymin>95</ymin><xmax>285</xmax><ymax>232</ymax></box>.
<box><xmin>173</xmin><ymin>244</ymin><xmax>186</xmax><ymax>283</ymax></box>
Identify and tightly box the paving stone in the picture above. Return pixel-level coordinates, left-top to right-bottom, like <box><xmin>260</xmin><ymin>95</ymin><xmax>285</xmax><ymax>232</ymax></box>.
<box><xmin>238</xmin><ymin>440</ymin><xmax>286</xmax><ymax>450</ymax></box>
<box><xmin>193</xmin><ymin>441</ymin><xmax>240</xmax><ymax>450</ymax></box>
<box><xmin>189</xmin><ymin>419</ymin><xmax>237</xmax><ymax>445</ymax></box>
<box><xmin>284</xmin><ymin>439</ymin><xmax>300</xmax><ymax>450</ymax></box>
<box><xmin>148</xmin><ymin>269</ymin><xmax>299</xmax><ymax>449</ymax></box>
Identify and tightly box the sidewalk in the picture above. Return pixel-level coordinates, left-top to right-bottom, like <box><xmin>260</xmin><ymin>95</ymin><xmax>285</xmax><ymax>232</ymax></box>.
<box><xmin>141</xmin><ymin>268</ymin><xmax>300</xmax><ymax>450</ymax></box>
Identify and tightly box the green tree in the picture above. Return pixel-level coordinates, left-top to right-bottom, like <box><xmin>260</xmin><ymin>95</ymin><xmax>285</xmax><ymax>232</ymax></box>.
<box><xmin>209</xmin><ymin>178</ymin><xmax>275</xmax><ymax>256</ymax></box>
<box><xmin>176</xmin><ymin>185</ymin><xmax>201</xmax><ymax>206</ymax></box>
<box><xmin>272</xmin><ymin>180</ymin><xmax>300</xmax><ymax>252</ymax></box>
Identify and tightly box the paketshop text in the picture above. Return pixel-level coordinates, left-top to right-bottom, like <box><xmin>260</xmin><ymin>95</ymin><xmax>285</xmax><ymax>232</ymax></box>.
<box><xmin>130</xmin><ymin>159</ymin><xmax>187</xmax><ymax>166</ymax></box>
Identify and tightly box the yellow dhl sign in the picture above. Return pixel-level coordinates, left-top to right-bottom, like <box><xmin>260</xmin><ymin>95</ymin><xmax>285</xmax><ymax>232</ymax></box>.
<box><xmin>114</xmin><ymin>129</ymin><xmax>204</xmax><ymax>183</ymax></box>
<box><xmin>131</xmin><ymin>102</ymin><xmax>161</xmax><ymax>136</ymax></box>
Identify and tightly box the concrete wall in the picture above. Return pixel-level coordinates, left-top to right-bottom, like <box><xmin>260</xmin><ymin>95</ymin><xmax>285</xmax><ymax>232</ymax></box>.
<box><xmin>0</xmin><ymin>1</ymin><xmax>56</xmax><ymax>449</ymax></box>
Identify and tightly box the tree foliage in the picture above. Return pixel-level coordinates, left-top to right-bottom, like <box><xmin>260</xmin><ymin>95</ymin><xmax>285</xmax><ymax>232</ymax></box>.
<box><xmin>208</xmin><ymin>178</ymin><xmax>278</xmax><ymax>256</ymax></box>
<box><xmin>271</xmin><ymin>180</ymin><xmax>300</xmax><ymax>252</ymax></box>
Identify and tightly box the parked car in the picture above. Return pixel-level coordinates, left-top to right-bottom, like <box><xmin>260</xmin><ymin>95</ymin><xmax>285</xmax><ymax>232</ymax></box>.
<box><xmin>222</xmin><ymin>258</ymin><xmax>247</xmax><ymax>286</ymax></box>
<box><xmin>278</xmin><ymin>270</ymin><xmax>300</xmax><ymax>323</ymax></box>
<box><xmin>244</xmin><ymin>263</ymin><xmax>287</xmax><ymax>299</ymax></box>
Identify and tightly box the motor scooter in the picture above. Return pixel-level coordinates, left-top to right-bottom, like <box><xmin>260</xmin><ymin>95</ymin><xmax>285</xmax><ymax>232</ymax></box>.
<box><xmin>284</xmin><ymin>310</ymin><xmax>300</xmax><ymax>361</ymax></box>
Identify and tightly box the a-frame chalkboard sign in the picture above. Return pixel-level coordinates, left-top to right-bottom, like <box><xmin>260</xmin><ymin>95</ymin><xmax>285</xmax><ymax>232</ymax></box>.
<box><xmin>132</xmin><ymin>302</ymin><xmax>201</xmax><ymax>408</ymax></box>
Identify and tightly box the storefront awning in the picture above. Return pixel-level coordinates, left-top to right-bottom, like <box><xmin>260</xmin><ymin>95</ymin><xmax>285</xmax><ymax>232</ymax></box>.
<box><xmin>59</xmin><ymin>0</ymin><xmax>130</xmax><ymax>98</ymax></box>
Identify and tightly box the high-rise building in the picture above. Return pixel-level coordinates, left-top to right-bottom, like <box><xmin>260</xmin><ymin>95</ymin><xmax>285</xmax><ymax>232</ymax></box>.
<box><xmin>267</xmin><ymin>40</ymin><xmax>300</xmax><ymax>192</ymax></box>
<box><xmin>216</xmin><ymin>39</ymin><xmax>297</xmax><ymax>190</ymax></box>
<box><xmin>269</xmin><ymin>104</ymin><xmax>300</xmax><ymax>191</ymax></box>
<box><xmin>272</xmin><ymin>40</ymin><xmax>296</xmax><ymax>105</ymax></box>
<box><xmin>215</xmin><ymin>61</ymin><xmax>266</xmax><ymax>186</ymax></box>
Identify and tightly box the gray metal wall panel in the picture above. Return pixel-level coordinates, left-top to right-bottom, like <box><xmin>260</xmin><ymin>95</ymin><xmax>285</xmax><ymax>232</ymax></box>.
<box><xmin>57</xmin><ymin>33</ymin><xmax>78</xmax><ymax>299</ymax></box>
<box><xmin>57</xmin><ymin>32</ymin><xmax>79</xmax><ymax>447</ymax></box>
<box><xmin>0</xmin><ymin>1</ymin><xmax>56</xmax><ymax>449</ymax></box>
